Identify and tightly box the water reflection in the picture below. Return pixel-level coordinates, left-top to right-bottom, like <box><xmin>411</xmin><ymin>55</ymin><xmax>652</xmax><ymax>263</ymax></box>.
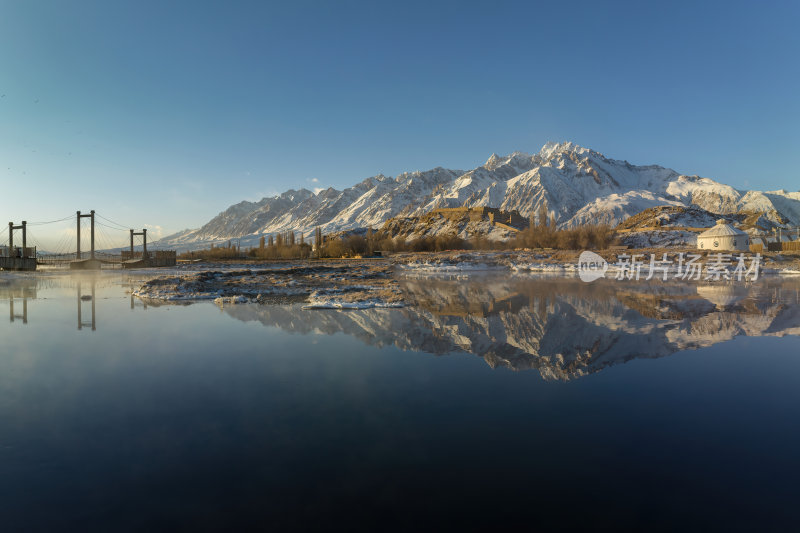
<box><xmin>0</xmin><ymin>275</ymin><xmax>106</xmax><ymax>331</ymax></box>
<box><xmin>221</xmin><ymin>276</ymin><xmax>800</xmax><ymax>380</ymax></box>
<box><xmin>2</xmin><ymin>279</ymin><xmax>36</xmax><ymax>325</ymax></box>
<box><xmin>1</xmin><ymin>271</ymin><xmax>798</xmax><ymax>530</ymax></box>
<box><xmin>9</xmin><ymin>299</ymin><xmax>28</xmax><ymax>324</ymax></box>
<box><xmin>77</xmin><ymin>280</ymin><xmax>96</xmax><ymax>331</ymax></box>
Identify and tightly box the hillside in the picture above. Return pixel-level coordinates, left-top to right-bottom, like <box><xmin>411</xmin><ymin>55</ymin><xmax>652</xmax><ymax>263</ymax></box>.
<box><xmin>379</xmin><ymin>207</ymin><xmax>527</xmax><ymax>243</ymax></box>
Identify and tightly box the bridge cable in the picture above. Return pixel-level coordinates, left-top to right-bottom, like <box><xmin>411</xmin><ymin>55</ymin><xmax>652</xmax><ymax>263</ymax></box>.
<box><xmin>95</xmin><ymin>220</ymin><xmax>129</xmax><ymax>232</ymax></box>
<box><xmin>97</xmin><ymin>225</ymin><xmax>124</xmax><ymax>252</ymax></box>
<box><xmin>94</xmin><ymin>225</ymin><xmax>115</xmax><ymax>253</ymax></box>
<box><xmin>95</xmin><ymin>213</ymin><xmax>132</xmax><ymax>230</ymax></box>
<box><xmin>48</xmin><ymin>231</ymin><xmax>72</xmax><ymax>256</ymax></box>
<box><xmin>26</xmin><ymin>214</ymin><xmax>75</xmax><ymax>226</ymax></box>
<box><xmin>97</xmin><ymin>212</ymin><xmax>165</xmax><ymax>250</ymax></box>
<box><xmin>50</xmin><ymin>234</ymin><xmax>65</xmax><ymax>256</ymax></box>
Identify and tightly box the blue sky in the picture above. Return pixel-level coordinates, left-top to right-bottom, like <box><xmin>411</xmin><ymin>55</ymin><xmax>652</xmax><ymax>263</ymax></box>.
<box><xmin>1</xmin><ymin>0</ymin><xmax>798</xmax><ymax>248</ymax></box>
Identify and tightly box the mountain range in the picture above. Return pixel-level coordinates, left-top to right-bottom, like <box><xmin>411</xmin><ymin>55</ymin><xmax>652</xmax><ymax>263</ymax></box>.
<box><xmin>159</xmin><ymin>142</ymin><xmax>800</xmax><ymax>249</ymax></box>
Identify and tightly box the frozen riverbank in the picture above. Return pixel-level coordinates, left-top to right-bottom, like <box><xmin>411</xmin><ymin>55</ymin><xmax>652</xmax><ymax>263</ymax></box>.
<box><xmin>130</xmin><ymin>250</ymin><xmax>800</xmax><ymax>307</ymax></box>
<box><xmin>132</xmin><ymin>262</ymin><xmax>404</xmax><ymax>308</ymax></box>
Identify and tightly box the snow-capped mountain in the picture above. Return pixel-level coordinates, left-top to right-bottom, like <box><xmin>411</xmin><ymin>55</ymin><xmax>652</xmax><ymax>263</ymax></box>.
<box><xmin>158</xmin><ymin>142</ymin><xmax>800</xmax><ymax>249</ymax></box>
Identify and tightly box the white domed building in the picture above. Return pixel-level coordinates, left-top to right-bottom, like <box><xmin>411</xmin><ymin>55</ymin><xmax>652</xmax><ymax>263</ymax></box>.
<box><xmin>697</xmin><ymin>220</ymin><xmax>749</xmax><ymax>252</ymax></box>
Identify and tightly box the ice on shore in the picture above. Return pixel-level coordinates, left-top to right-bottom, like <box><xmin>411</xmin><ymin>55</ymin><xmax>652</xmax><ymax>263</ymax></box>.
<box><xmin>214</xmin><ymin>295</ymin><xmax>250</xmax><ymax>306</ymax></box>
<box><xmin>399</xmin><ymin>261</ymin><xmax>503</xmax><ymax>272</ymax></box>
<box><xmin>302</xmin><ymin>297</ymin><xmax>404</xmax><ymax>310</ymax></box>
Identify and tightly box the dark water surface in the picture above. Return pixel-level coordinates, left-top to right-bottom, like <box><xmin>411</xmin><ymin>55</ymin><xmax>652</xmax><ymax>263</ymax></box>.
<box><xmin>1</xmin><ymin>271</ymin><xmax>800</xmax><ymax>531</ymax></box>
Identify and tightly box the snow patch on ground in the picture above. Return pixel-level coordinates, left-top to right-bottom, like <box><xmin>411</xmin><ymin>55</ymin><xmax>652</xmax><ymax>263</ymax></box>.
<box><xmin>399</xmin><ymin>261</ymin><xmax>504</xmax><ymax>272</ymax></box>
<box><xmin>303</xmin><ymin>290</ymin><xmax>405</xmax><ymax>309</ymax></box>
<box><xmin>214</xmin><ymin>295</ymin><xmax>250</xmax><ymax>305</ymax></box>
<box><xmin>511</xmin><ymin>263</ymin><xmax>577</xmax><ymax>272</ymax></box>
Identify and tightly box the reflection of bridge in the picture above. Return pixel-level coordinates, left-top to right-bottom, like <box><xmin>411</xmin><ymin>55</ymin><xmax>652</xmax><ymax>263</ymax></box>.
<box><xmin>4</xmin><ymin>276</ymin><xmax>157</xmax><ymax>331</ymax></box>
<box><xmin>4</xmin><ymin>278</ymin><xmax>99</xmax><ymax>331</ymax></box>
<box><xmin>7</xmin><ymin>283</ymin><xmax>36</xmax><ymax>324</ymax></box>
<box><xmin>2</xmin><ymin>210</ymin><xmax>176</xmax><ymax>271</ymax></box>
<box><xmin>77</xmin><ymin>280</ymin><xmax>96</xmax><ymax>331</ymax></box>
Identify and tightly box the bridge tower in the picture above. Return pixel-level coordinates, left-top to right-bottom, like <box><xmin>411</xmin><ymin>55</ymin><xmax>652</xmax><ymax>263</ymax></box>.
<box><xmin>130</xmin><ymin>228</ymin><xmax>148</xmax><ymax>260</ymax></box>
<box><xmin>1</xmin><ymin>221</ymin><xmax>36</xmax><ymax>271</ymax></box>
<box><xmin>76</xmin><ymin>210</ymin><xmax>96</xmax><ymax>260</ymax></box>
<box><xmin>8</xmin><ymin>220</ymin><xmax>27</xmax><ymax>255</ymax></box>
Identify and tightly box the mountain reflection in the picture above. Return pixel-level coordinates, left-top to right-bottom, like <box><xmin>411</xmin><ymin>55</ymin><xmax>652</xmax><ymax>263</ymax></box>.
<box><xmin>222</xmin><ymin>276</ymin><xmax>800</xmax><ymax>380</ymax></box>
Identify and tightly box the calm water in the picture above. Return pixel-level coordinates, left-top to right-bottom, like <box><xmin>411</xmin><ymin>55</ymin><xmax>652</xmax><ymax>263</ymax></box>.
<box><xmin>1</xmin><ymin>271</ymin><xmax>800</xmax><ymax>531</ymax></box>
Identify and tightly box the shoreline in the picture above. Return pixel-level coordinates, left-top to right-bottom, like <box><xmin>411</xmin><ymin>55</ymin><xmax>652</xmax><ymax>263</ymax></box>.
<box><xmin>128</xmin><ymin>249</ymin><xmax>800</xmax><ymax>308</ymax></box>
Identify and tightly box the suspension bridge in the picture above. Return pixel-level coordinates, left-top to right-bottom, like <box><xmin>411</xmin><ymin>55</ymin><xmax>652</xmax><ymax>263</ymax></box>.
<box><xmin>0</xmin><ymin>210</ymin><xmax>176</xmax><ymax>271</ymax></box>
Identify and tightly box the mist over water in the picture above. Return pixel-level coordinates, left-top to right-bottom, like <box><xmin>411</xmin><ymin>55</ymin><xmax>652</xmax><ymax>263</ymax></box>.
<box><xmin>1</xmin><ymin>271</ymin><xmax>800</xmax><ymax>530</ymax></box>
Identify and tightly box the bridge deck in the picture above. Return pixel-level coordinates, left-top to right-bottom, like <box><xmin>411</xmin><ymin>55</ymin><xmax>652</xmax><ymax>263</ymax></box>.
<box><xmin>35</xmin><ymin>252</ymin><xmax>176</xmax><ymax>269</ymax></box>
<box><xmin>69</xmin><ymin>259</ymin><xmax>104</xmax><ymax>270</ymax></box>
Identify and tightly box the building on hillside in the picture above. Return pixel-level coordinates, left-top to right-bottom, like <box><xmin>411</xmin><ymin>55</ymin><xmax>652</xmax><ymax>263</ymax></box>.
<box><xmin>697</xmin><ymin>220</ymin><xmax>749</xmax><ymax>251</ymax></box>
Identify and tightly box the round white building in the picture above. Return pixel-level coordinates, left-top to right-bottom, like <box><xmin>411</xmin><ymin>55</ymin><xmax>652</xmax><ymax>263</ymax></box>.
<box><xmin>697</xmin><ymin>220</ymin><xmax>749</xmax><ymax>251</ymax></box>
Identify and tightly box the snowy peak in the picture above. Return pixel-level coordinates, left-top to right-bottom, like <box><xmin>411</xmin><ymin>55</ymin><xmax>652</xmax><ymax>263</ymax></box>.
<box><xmin>484</xmin><ymin>153</ymin><xmax>502</xmax><ymax>169</ymax></box>
<box><xmin>483</xmin><ymin>151</ymin><xmax>536</xmax><ymax>172</ymax></box>
<box><xmin>276</xmin><ymin>188</ymin><xmax>314</xmax><ymax>202</ymax></box>
<box><xmin>538</xmin><ymin>141</ymin><xmax>593</xmax><ymax>160</ymax></box>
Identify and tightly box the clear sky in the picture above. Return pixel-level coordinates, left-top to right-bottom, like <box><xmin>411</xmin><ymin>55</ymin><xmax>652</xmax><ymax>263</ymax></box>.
<box><xmin>1</xmin><ymin>0</ymin><xmax>798</xmax><ymax>249</ymax></box>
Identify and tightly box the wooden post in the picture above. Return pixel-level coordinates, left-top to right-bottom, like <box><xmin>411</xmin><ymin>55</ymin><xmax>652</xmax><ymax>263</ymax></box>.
<box><xmin>76</xmin><ymin>211</ymin><xmax>81</xmax><ymax>260</ymax></box>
